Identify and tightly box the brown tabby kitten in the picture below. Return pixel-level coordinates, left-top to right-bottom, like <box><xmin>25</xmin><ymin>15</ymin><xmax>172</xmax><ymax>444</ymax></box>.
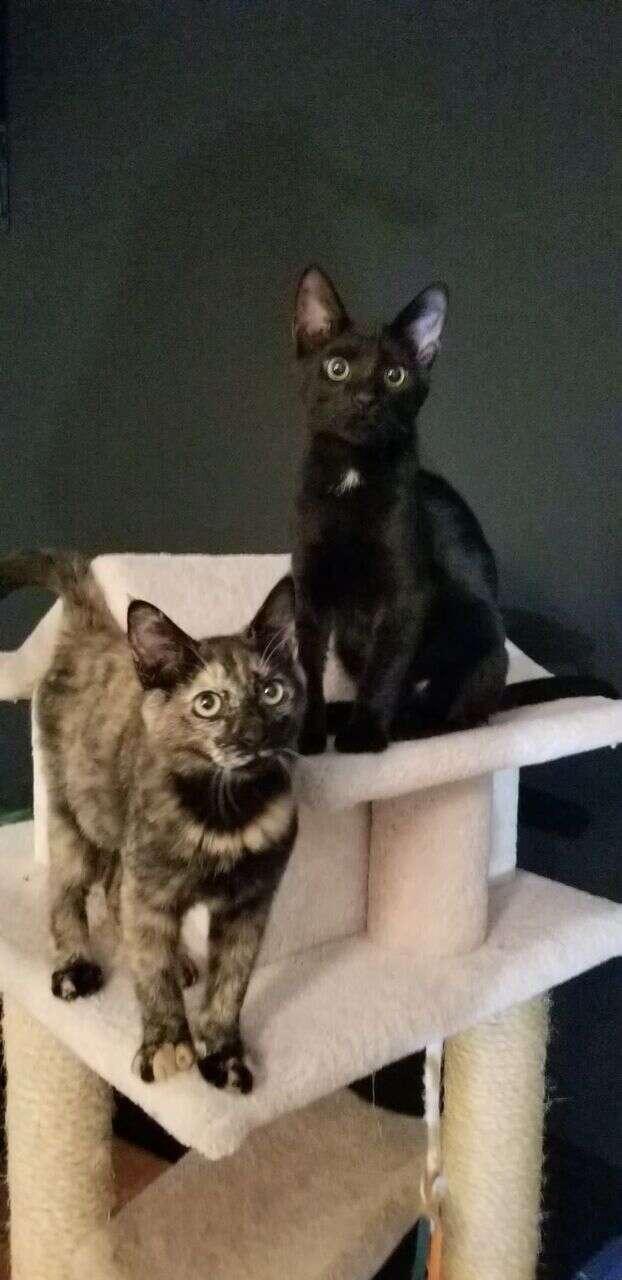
<box><xmin>0</xmin><ymin>552</ymin><xmax>304</xmax><ymax>1092</ymax></box>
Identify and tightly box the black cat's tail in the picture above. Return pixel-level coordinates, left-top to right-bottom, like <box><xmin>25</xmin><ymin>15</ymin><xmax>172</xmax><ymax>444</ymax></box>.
<box><xmin>325</xmin><ymin>676</ymin><xmax>618</xmax><ymax>737</ymax></box>
<box><xmin>500</xmin><ymin>676</ymin><xmax>619</xmax><ymax>709</ymax></box>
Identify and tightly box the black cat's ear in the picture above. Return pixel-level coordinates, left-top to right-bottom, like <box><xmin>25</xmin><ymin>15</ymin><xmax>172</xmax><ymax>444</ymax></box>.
<box><xmin>248</xmin><ymin>576</ymin><xmax>297</xmax><ymax>658</ymax></box>
<box><xmin>390</xmin><ymin>283</ymin><xmax>448</xmax><ymax>369</ymax></box>
<box><xmin>293</xmin><ymin>266</ymin><xmax>350</xmax><ymax>355</ymax></box>
<box><xmin>127</xmin><ymin>600</ymin><xmax>199</xmax><ymax>690</ymax></box>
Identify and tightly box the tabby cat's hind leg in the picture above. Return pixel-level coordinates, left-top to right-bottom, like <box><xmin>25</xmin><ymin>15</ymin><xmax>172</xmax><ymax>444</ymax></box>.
<box><xmin>48</xmin><ymin>805</ymin><xmax>104</xmax><ymax>1000</ymax></box>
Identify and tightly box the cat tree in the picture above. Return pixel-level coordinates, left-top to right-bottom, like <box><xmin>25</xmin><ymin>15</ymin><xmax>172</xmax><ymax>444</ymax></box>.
<box><xmin>1</xmin><ymin>552</ymin><xmax>621</xmax><ymax>1280</ymax></box>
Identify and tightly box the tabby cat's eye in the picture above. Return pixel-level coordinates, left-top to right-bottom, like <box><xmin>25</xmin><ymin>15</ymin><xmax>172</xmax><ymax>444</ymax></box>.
<box><xmin>193</xmin><ymin>691</ymin><xmax>222</xmax><ymax>718</ymax></box>
<box><xmin>325</xmin><ymin>356</ymin><xmax>350</xmax><ymax>382</ymax></box>
<box><xmin>261</xmin><ymin>679</ymin><xmax>285</xmax><ymax>706</ymax></box>
<box><xmin>384</xmin><ymin>365</ymin><xmax>407</xmax><ymax>389</ymax></box>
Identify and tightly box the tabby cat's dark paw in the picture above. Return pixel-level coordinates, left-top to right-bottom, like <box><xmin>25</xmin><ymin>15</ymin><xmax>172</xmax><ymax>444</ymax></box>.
<box><xmin>132</xmin><ymin>1036</ymin><xmax>195</xmax><ymax>1084</ymax></box>
<box><xmin>197</xmin><ymin>1038</ymin><xmax>253</xmax><ymax>1094</ymax></box>
<box><xmin>335</xmin><ymin>713</ymin><xmax>389</xmax><ymax>754</ymax></box>
<box><xmin>51</xmin><ymin>957</ymin><xmax>104</xmax><ymax>1001</ymax></box>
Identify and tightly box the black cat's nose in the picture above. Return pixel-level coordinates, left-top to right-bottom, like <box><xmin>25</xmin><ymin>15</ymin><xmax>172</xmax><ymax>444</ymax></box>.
<box><xmin>355</xmin><ymin>390</ymin><xmax>375</xmax><ymax>408</ymax></box>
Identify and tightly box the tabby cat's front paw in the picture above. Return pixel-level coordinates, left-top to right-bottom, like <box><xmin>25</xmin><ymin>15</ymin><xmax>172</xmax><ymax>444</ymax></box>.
<box><xmin>197</xmin><ymin>1040</ymin><xmax>253</xmax><ymax>1095</ymax></box>
<box><xmin>133</xmin><ymin>1036</ymin><xmax>195</xmax><ymax>1084</ymax></box>
<box><xmin>335</xmin><ymin>710</ymin><xmax>389</xmax><ymax>754</ymax></box>
<box><xmin>177</xmin><ymin>949</ymin><xmax>200</xmax><ymax>990</ymax></box>
<box><xmin>51</xmin><ymin>956</ymin><xmax>104</xmax><ymax>1001</ymax></box>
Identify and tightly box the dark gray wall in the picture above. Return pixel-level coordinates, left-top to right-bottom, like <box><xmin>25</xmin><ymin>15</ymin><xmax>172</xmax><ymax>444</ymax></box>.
<box><xmin>1</xmin><ymin>0</ymin><xmax>620</xmax><ymax>1159</ymax></box>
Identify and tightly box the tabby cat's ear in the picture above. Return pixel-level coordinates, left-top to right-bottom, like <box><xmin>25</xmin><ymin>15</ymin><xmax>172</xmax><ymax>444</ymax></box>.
<box><xmin>247</xmin><ymin>575</ymin><xmax>297</xmax><ymax>658</ymax></box>
<box><xmin>389</xmin><ymin>283</ymin><xmax>448</xmax><ymax>369</ymax></box>
<box><xmin>293</xmin><ymin>266</ymin><xmax>350</xmax><ymax>355</ymax></box>
<box><xmin>127</xmin><ymin>600</ymin><xmax>199</xmax><ymax>690</ymax></box>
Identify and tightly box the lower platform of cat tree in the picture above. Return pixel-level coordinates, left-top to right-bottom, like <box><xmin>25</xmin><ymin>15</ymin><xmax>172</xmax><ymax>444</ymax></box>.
<box><xmin>73</xmin><ymin>1087</ymin><xmax>426</xmax><ymax>1280</ymax></box>
<box><xmin>0</xmin><ymin>821</ymin><xmax>621</xmax><ymax>1161</ymax></box>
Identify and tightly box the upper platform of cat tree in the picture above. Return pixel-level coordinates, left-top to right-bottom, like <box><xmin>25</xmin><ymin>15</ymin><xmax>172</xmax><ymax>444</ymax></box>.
<box><xmin>297</xmin><ymin>693</ymin><xmax>622</xmax><ymax>807</ymax></box>
<box><xmin>19</xmin><ymin>552</ymin><xmax>622</xmax><ymax>814</ymax></box>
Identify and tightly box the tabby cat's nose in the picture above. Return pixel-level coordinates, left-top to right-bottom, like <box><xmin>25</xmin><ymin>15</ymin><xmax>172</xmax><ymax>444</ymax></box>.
<box><xmin>355</xmin><ymin>390</ymin><xmax>374</xmax><ymax>408</ymax></box>
<box><xmin>242</xmin><ymin>723</ymin><xmax>264</xmax><ymax>748</ymax></box>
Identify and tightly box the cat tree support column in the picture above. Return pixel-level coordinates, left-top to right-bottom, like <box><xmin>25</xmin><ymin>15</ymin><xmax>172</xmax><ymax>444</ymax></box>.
<box><xmin>443</xmin><ymin>996</ymin><xmax>547</xmax><ymax>1280</ymax></box>
<box><xmin>3</xmin><ymin>997</ymin><xmax>121</xmax><ymax>1280</ymax></box>
<box><xmin>368</xmin><ymin>772</ymin><xmax>548</xmax><ymax>1280</ymax></box>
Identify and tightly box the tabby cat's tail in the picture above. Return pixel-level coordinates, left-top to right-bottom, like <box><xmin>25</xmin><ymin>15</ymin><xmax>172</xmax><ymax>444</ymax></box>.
<box><xmin>0</xmin><ymin>550</ymin><xmax>91</xmax><ymax>607</ymax></box>
<box><xmin>0</xmin><ymin>551</ymin><xmax>100</xmax><ymax>700</ymax></box>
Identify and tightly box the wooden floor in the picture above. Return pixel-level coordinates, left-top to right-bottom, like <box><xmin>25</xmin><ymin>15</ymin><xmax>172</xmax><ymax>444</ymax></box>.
<box><xmin>0</xmin><ymin>1137</ymin><xmax>169</xmax><ymax>1278</ymax></box>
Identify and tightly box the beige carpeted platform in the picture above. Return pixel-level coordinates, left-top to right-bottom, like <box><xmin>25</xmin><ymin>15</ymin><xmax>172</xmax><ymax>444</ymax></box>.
<box><xmin>74</xmin><ymin>1089</ymin><xmax>425</xmax><ymax>1280</ymax></box>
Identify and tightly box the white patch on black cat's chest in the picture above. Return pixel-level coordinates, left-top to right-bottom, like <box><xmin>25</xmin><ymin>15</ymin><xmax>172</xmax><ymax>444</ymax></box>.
<box><xmin>333</xmin><ymin>468</ymin><xmax>363</xmax><ymax>496</ymax></box>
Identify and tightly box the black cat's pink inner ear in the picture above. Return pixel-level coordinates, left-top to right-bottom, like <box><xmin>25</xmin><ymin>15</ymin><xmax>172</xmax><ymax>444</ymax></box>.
<box><xmin>293</xmin><ymin>266</ymin><xmax>350</xmax><ymax>355</ymax></box>
<box><xmin>127</xmin><ymin>600</ymin><xmax>198</xmax><ymax>690</ymax></box>
<box><xmin>391</xmin><ymin>283</ymin><xmax>448</xmax><ymax>368</ymax></box>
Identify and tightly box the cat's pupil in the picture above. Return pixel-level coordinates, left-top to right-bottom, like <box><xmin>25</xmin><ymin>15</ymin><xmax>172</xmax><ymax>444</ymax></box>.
<box><xmin>325</xmin><ymin>356</ymin><xmax>350</xmax><ymax>382</ymax></box>
<box><xmin>193</xmin><ymin>690</ymin><xmax>222</xmax><ymax>719</ymax></box>
<box><xmin>262</xmin><ymin>680</ymin><xmax>284</xmax><ymax>705</ymax></box>
<box><xmin>385</xmin><ymin>365</ymin><xmax>406</xmax><ymax>388</ymax></box>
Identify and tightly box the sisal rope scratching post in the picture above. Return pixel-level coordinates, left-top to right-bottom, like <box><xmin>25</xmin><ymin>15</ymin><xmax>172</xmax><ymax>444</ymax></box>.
<box><xmin>3</xmin><ymin>996</ymin><xmax>119</xmax><ymax>1280</ymax></box>
<box><xmin>442</xmin><ymin>996</ymin><xmax>549</xmax><ymax>1280</ymax></box>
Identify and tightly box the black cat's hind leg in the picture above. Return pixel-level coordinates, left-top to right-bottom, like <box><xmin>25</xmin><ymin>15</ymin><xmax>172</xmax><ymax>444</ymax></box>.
<box><xmin>396</xmin><ymin>592</ymin><xmax>508</xmax><ymax>739</ymax></box>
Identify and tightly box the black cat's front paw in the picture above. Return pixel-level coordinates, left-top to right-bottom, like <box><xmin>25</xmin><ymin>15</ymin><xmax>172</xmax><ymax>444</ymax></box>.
<box><xmin>197</xmin><ymin>1036</ymin><xmax>253</xmax><ymax>1095</ymax></box>
<box><xmin>51</xmin><ymin>956</ymin><xmax>104</xmax><ymax>1001</ymax></box>
<box><xmin>298</xmin><ymin>716</ymin><xmax>327</xmax><ymax>755</ymax></box>
<box><xmin>335</xmin><ymin>710</ymin><xmax>389</xmax><ymax>754</ymax></box>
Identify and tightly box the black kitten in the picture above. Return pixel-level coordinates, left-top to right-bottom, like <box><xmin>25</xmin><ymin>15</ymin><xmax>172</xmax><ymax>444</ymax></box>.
<box><xmin>291</xmin><ymin>267</ymin><xmax>615</xmax><ymax>755</ymax></box>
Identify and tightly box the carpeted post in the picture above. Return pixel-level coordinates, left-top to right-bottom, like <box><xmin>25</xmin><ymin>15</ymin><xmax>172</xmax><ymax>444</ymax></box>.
<box><xmin>3</xmin><ymin>996</ymin><xmax>118</xmax><ymax>1279</ymax></box>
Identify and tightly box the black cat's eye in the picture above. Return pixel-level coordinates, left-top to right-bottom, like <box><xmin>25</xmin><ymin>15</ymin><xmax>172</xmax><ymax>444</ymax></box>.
<box><xmin>384</xmin><ymin>365</ymin><xmax>407</xmax><ymax>389</ymax></box>
<box><xmin>324</xmin><ymin>356</ymin><xmax>350</xmax><ymax>382</ymax></box>
<box><xmin>261</xmin><ymin>680</ymin><xmax>285</xmax><ymax>706</ymax></box>
<box><xmin>193</xmin><ymin>690</ymin><xmax>222</xmax><ymax>719</ymax></box>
